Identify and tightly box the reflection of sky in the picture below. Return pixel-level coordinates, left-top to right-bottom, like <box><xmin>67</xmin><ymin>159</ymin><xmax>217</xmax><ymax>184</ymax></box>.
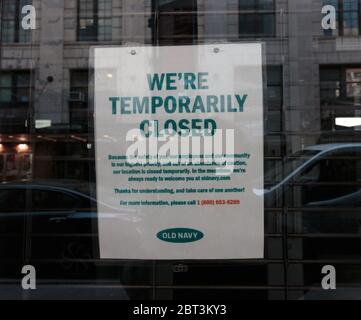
<box><xmin>343</xmin><ymin>12</ymin><xmax>359</xmax><ymax>28</ymax></box>
<box><xmin>239</xmin><ymin>0</ymin><xmax>274</xmax><ymax>10</ymax></box>
<box><xmin>323</xmin><ymin>0</ymin><xmax>338</xmax><ymax>8</ymax></box>
<box><xmin>323</xmin><ymin>0</ymin><xmax>359</xmax><ymax>32</ymax></box>
<box><xmin>344</xmin><ymin>0</ymin><xmax>358</xmax><ymax>11</ymax></box>
<box><xmin>343</xmin><ymin>0</ymin><xmax>359</xmax><ymax>30</ymax></box>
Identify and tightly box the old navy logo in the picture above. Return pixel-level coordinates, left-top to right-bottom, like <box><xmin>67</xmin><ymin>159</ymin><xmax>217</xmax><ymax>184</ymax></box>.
<box><xmin>157</xmin><ymin>228</ymin><xmax>204</xmax><ymax>243</ymax></box>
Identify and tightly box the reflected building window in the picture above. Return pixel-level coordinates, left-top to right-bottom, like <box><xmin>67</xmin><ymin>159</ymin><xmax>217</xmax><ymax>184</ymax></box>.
<box><xmin>295</xmin><ymin>148</ymin><xmax>361</xmax><ymax>206</ymax></box>
<box><xmin>320</xmin><ymin>65</ymin><xmax>361</xmax><ymax>132</ymax></box>
<box><xmin>320</xmin><ymin>65</ymin><xmax>361</xmax><ymax>105</ymax></box>
<box><xmin>266</xmin><ymin>65</ymin><xmax>283</xmax><ymax>134</ymax></box>
<box><xmin>323</xmin><ymin>0</ymin><xmax>361</xmax><ymax>36</ymax></box>
<box><xmin>343</xmin><ymin>0</ymin><xmax>360</xmax><ymax>36</ymax></box>
<box><xmin>239</xmin><ymin>0</ymin><xmax>276</xmax><ymax>38</ymax></box>
<box><xmin>320</xmin><ymin>66</ymin><xmax>342</xmax><ymax>103</ymax></box>
<box><xmin>1</xmin><ymin>0</ymin><xmax>31</xmax><ymax>43</ymax></box>
<box><xmin>267</xmin><ymin>65</ymin><xmax>283</xmax><ymax>109</ymax></box>
<box><xmin>0</xmin><ymin>71</ymin><xmax>31</xmax><ymax>133</ymax></box>
<box><xmin>0</xmin><ymin>71</ymin><xmax>31</xmax><ymax>107</ymax></box>
<box><xmin>69</xmin><ymin>70</ymin><xmax>89</xmax><ymax>132</ymax></box>
<box><xmin>77</xmin><ymin>0</ymin><xmax>112</xmax><ymax>41</ymax></box>
<box><xmin>264</xmin><ymin>65</ymin><xmax>283</xmax><ymax>161</ymax></box>
<box><xmin>150</xmin><ymin>0</ymin><xmax>198</xmax><ymax>45</ymax></box>
<box><xmin>346</xmin><ymin>68</ymin><xmax>361</xmax><ymax>98</ymax></box>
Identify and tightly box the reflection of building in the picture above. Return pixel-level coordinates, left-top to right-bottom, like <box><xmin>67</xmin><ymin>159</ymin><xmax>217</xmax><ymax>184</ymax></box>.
<box><xmin>1</xmin><ymin>0</ymin><xmax>360</xmax><ymax>180</ymax></box>
<box><xmin>0</xmin><ymin>143</ymin><xmax>32</xmax><ymax>182</ymax></box>
<box><xmin>0</xmin><ymin>0</ymin><xmax>361</xmax><ymax>299</ymax></box>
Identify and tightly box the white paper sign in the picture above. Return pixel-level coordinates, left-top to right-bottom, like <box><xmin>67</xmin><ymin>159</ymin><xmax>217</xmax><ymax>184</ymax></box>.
<box><xmin>93</xmin><ymin>44</ymin><xmax>264</xmax><ymax>259</ymax></box>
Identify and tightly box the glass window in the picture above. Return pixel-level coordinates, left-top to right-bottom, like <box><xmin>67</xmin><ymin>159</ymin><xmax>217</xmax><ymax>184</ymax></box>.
<box><xmin>346</xmin><ymin>68</ymin><xmax>361</xmax><ymax>97</ymax></box>
<box><xmin>1</xmin><ymin>0</ymin><xmax>361</xmax><ymax>301</ymax></box>
<box><xmin>239</xmin><ymin>0</ymin><xmax>276</xmax><ymax>37</ymax></box>
<box><xmin>320</xmin><ymin>67</ymin><xmax>342</xmax><ymax>103</ymax></box>
<box><xmin>0</xmin><ymin>71</ymin><xmax>32</xmax><ymax>134</ymax></box>
<box><xmin>0</xmin><ymin>188</ymin><xmax>26</xmax><ymax>262</ymax></box>
<box><xmin>69</xmin><ymin>70</ymin><xmax>89</xmax><ymax>131</ymax></box>
<box><xmin>78</xmin><ymin>0</ymin><xmax>112</xmax><ymax>41</ymax></box>
<box><xmin>320</xmin><ymin>65</ymin><xmax>361</xmax><ymax>104</ymax></box>
<box><xmin>265</xmin><ymin>66</ymin><xmax>283</xmax><ymax>134</ymax></box>
<box><xmin>267</xmin><ymin>65</ymin><xmax>283</xmax><ymax>109</ymax></box>
<box><xmin>343</xmin><ymin>0</ymin><xmax>360</xmax><ymax>36</ymax></box>
<box><xmin>1</xmin><ymin>0</ymin><xmax>31</xmax><ymax>43</ymax></box>
<box><xmin>151</xmin><ymin>0</ymin><xmax>198</xmax><ymax>45</ymax></box>
<box><xmin>0</xmin><ymin>188</ymin><xmax>26</xmax><ymax>213</ymax></box>
<box><xmin>323</xmin><ymin>0</ymin><xmax>361</xmax><ymax>36</ymax></box>
<box><xmin>294</xmin><ymin>148</ymin><xmax>361</xmax><ymax>205</ymax></box>
<box><xmin>32</xmin><ymin>190</ymin><xmax>79</xmax><ymax>212</ymax></box>
<box><xmin>320</xmin><ymin>65</ymin><xmax>361</xmax><ymax>132</ymax></box>
<box><xmin>0</xmin><ymin>71</ymin><xmax>31</xmax><ymax>107</ymax></box>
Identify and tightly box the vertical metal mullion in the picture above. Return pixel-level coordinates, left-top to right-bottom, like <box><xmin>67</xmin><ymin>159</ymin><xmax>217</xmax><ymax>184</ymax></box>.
<box><xmin>94</xmin><ymin>0</ymin><xmax>98</xmax><ymax>41</ymax></box>
<box><xmin>76</xmin><ymin>0</ymin><xmax>80</xmax><ymax>41</ymax></box>
<box><xmin>339</xmin><ymin>0</ymin><xmax>344</xmax><ymax>36</ymax></box>
<box><xmin>0</xmin><ymin>0</ymin><xmax>4</xmax><ymax>69</ymax></box>
<box><xmin>152</xmin><ymin>0</ymin><xmax>159</xmax><ymax>46</ymax></box>
<box><xmin>12</xmin><ymin>72</ymin><xmax>16</xmax><ymax>104</ymax></box>
<box><xmin>191</xmin><ymin>0</ymin><xmax>197</xmax><ymax>45</ymax></box>
<box><xmin>359</xmin><ymin>0</ymin><xmax>361</xmax><ymax>35</ymax></box>
<box><xmin>279</xmin><ymin>3</ymin><xmax>288</xmax><ymax>299</ymax></box>
<box><xmin>25</xmin><ymin>23</ymin><xmax>36</xmax><ymax>268</ymax></box>
<box><xmin>255</xmin><ymin>0</ymin><xmax>258</xmax><ymax>35</ymax></box>
<box><xmin>272</xmin><ymin>0</ymin><xmax>276</xmax><ymax>37</ymax></box>
<box><xmin>150</xmin><ymin>0</ymin><xmax>158</xmax><ymax>300</ymax></box>
<box><xmin>281</xmin><ymin>95</ymin><xmax>288</xmax><ymax>301</ymax></box>
<box><xmin>341</xmin><ymin>66</ymin><xmax>346</xmax><ymax>101</ymax></box>
<box><xmin>15</xmin><ymin>0</ymin><xmax>20</xmax><ymax>43</ymax></box>
<box><xmin>0</xmin><ymin>0</ymin><xmax>6</xmax><ymax>180</ymax></box>
<box><xmin>12</xmin><ymin>71</ymin><xmax>23</xmax><ymax>118</ymax></box>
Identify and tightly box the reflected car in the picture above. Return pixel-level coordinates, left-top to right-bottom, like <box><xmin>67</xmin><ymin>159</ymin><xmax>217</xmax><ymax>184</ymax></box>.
<box><xmin>259</xmin><ymin>143</ymin><xmax>361</xmax><ymax>234</ymax></box>
<box><xmin>259</xmin><ymin>143</ymin><xmax>361</xmax><ymax>207</ymax></box>
<box><xmin>0</xmin><ymin>181</ymin><xmax>131</xmax><ymax>277</ymax></box>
